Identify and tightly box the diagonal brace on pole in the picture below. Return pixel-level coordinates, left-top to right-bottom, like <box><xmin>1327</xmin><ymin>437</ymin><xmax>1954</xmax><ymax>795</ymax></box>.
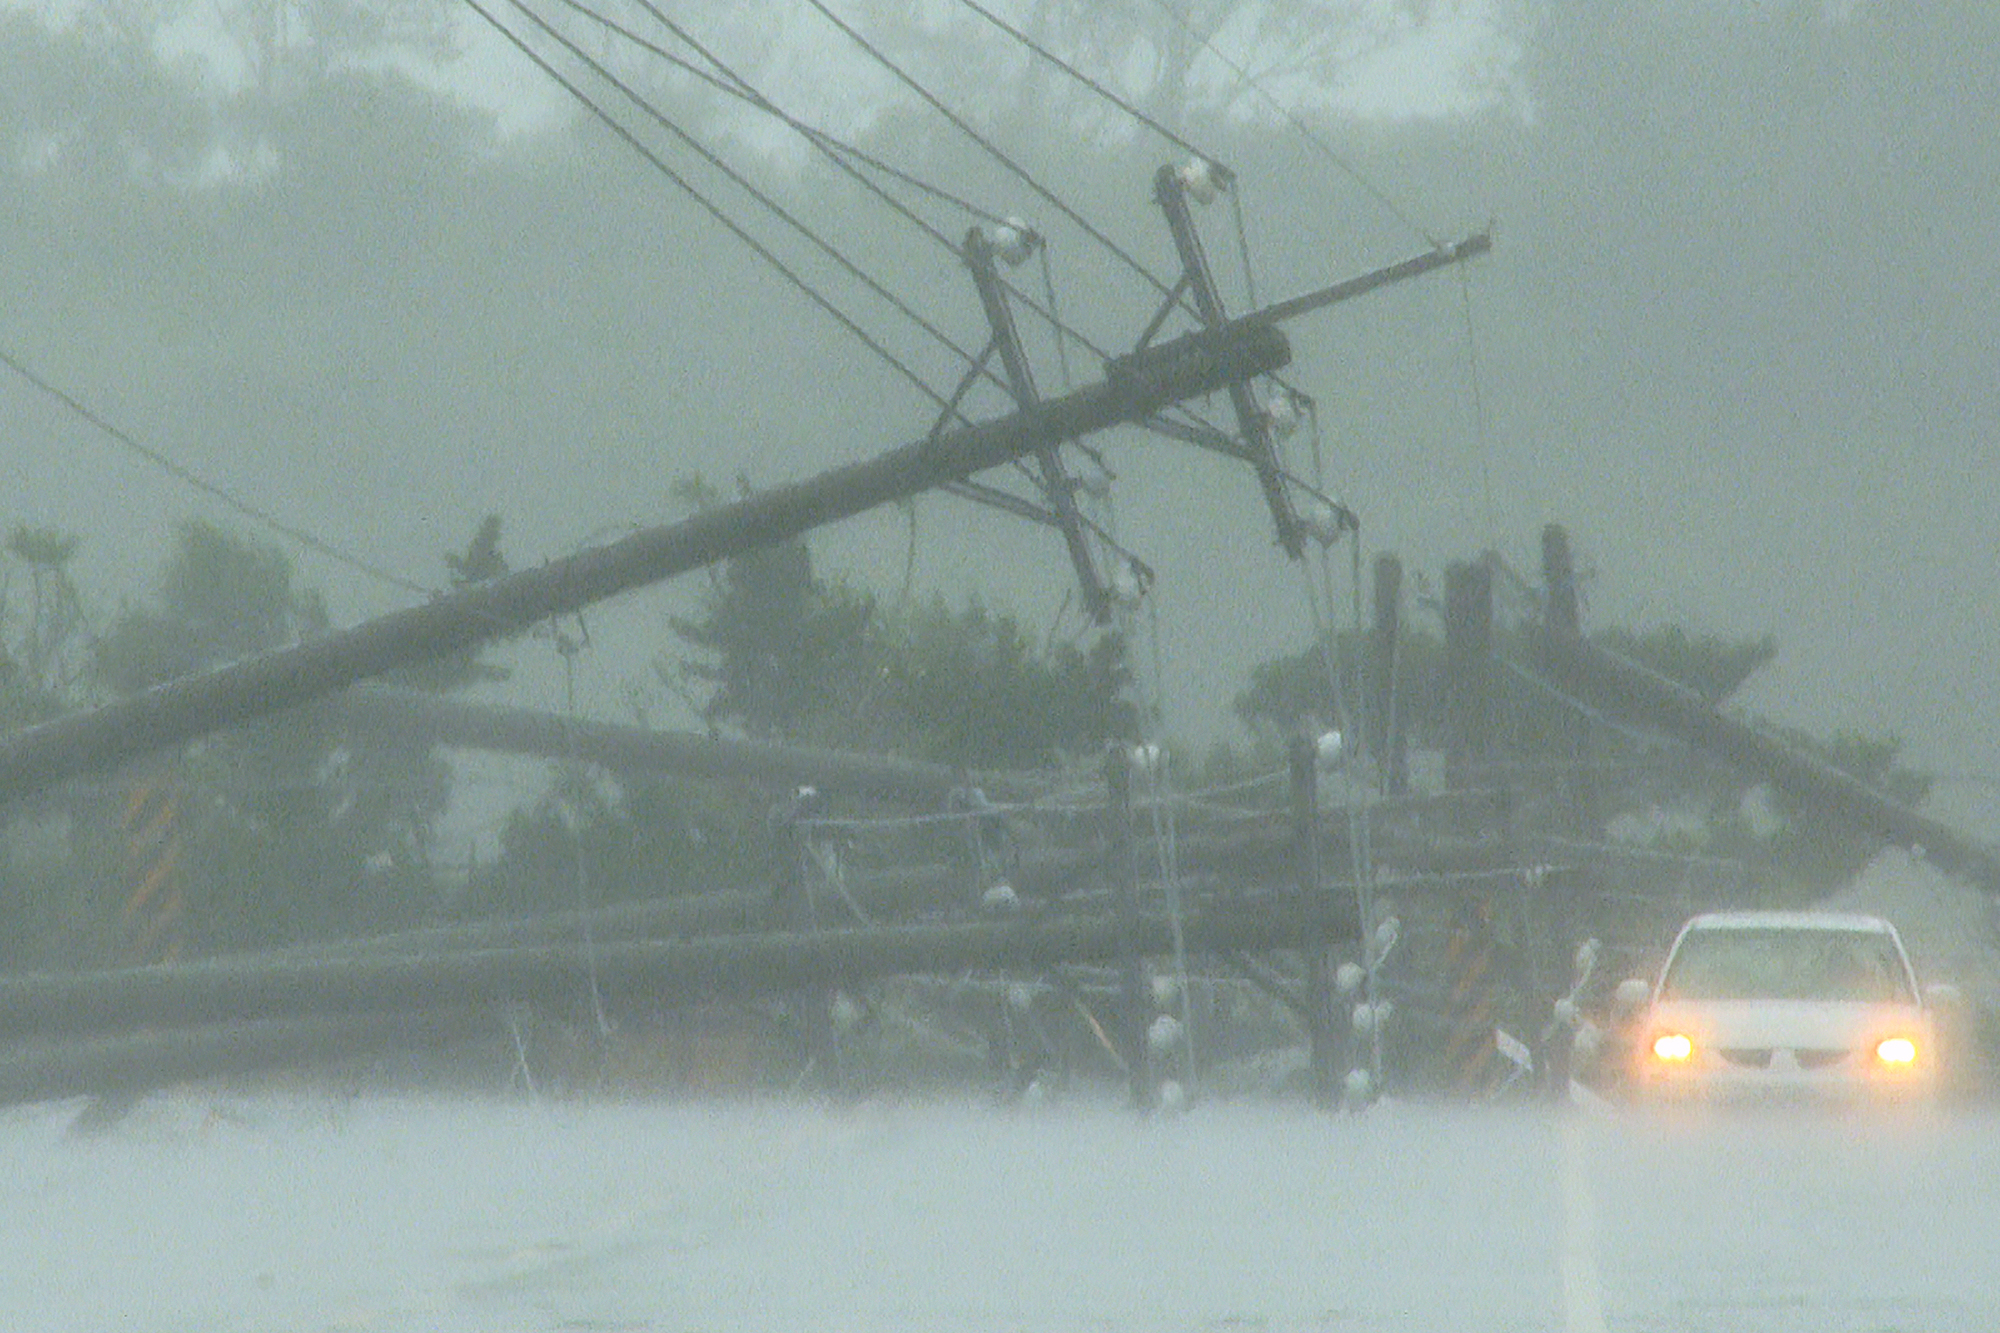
<box><xmin>1154</xmin><ymin>162</ymin><xmax>1305</xmax><ymax>558</ymax></box>
<box><xmin>962</xmin><ymin>226</ymin><xmax>1110</xmax><ymax>623</ymax></box>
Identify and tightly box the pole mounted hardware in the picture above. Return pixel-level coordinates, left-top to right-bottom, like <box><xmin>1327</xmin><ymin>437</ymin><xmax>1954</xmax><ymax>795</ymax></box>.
<box><xmin>960</xmin><ymin>223</ymin><xmax>1111</xmax><ymax>623</ymax></box>
<box><xmin>1151</xmin><ymin>160</ymin><xmax>1304</xmax><ymax>557</ymax></box>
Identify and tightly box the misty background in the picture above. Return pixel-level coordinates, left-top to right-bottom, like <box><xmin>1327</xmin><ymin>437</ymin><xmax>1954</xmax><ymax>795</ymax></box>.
<box><xmin>2</xmin><ymin>0</ymin><xmax>1995</xmax><ymax>827</ymax></box>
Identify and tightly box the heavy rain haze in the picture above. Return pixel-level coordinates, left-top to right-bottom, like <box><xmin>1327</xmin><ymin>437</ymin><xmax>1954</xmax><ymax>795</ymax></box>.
<box><xmin>2</xmin><ymin>0</ymin><xmax>1995</xmax><ymax>803</ymax></box>
<box><xmin>7</xmin><ymin>1091</ymin><xmax>2000</xmax><ymax>1330</ymax></box>
<box><xmin>8</xmin><ymin>4</ymin><xmax>2000</xmax><ymax>1329</ymax></box>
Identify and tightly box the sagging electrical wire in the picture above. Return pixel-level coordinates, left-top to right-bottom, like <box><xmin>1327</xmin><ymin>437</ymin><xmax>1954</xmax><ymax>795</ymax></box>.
<box><xmin>544</xmin><ymin>0</ymin><xmax>1098</xmax><ymax>427</ymax></box>
<box><xmin>1136</xmin><ymin>0</ymin><xmax>1440</xmax><ymax>248</ymax></box>
<box><xmin>490</xmin><ymin>0</ymin><xmax>992</xmax><ymax>407</ymax></box>
<box><xmin>562</xmin><ymin>0</ymin><xmax>1261</xmax><ymax>485</ymax></box>
<box><xmin>946</xmin><ymin>0</ymin><xmax>1224</xmax><ymax>169</ymax></box>
<box><xmin>463</xmin><ymin>0</ymin><xmax>960</xmax><ymax>427</ymax></box>
<box><xmin>545</xmin><ymin>0</ymin><xmax>1014</xmax><ymax>229</ymax></box>
<box><xmin>0</xmin><ymin>345</ymin><xmax>434</xmax><ymax>600</ymax></box>
<box><xmin>799</xmin><ymin>0</ymin><xmax>1187</xmax><ymax>306</ymax></box>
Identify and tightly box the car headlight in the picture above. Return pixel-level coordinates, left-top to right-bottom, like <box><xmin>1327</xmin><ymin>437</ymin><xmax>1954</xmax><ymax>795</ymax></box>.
<box><xmin>1874</xmin><ymin>1036</ymin><xmax>1918</xmax><ymax>1066</ymax></box>
<box><xmin>1652</xmin><ymin>1032</ymin><xmax>1694</xmax><ymax>1062</ymax></box>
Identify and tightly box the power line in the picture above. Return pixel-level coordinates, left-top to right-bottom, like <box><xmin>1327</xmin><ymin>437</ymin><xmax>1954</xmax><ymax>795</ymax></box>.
<box><xmin>498</xmin><ymin>0</ymin><xmax>982</xmax><ymax>392</ymax></box>
<box><xmin>946</xmin><ymin>0</ymin><xmax>1220</xmax><ymax>167</ymax></box>
<box><xmin>799</xmin><ymin>0</ymin><xmax>1184</xmax><ymax>304</ymax></box>
<box><xmin>555</xmin><ymin>0</ymin><xmax>1198</xmax><ymax>413</ymax></box>
<box><xmin>466</xmin><ymin>0</ymin><xmax>957</xmax><ymax>420</ymax></box>
<box><xmin>542</xmin><ymin>0</ymin><xmax>1026</xmax><ymax>406</ymax></box>
<box><xmin>0</xmin><ymin>345</ymin><xmax>434</xmax><ymax>599</ymax></box>
<box><xmin>1137</xmin><ymin>0</ymin><xmax>1439</xmax><ymax>247</ymax></box>
<box><xmin>503</xmin><ymin>0</ymin><xmax>1268</xmax><ymax>545</ymax></box>
<box><xmin>524</xmin><ymin>0</ymin><xmax>1251</xmax><ymax>513</ymax></box>
<box><xmin>544</xmin><ymin>0</ymin><xmax>1014</xmax><ymax>229</ymax></box>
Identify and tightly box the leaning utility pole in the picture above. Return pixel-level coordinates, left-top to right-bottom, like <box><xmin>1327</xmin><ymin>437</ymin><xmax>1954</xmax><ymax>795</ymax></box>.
<box><xmin>0</xmin><ymin>321</ymin><xmax>1279</xmax><ymax>803</ymax></box>
<box><xmin>0</xmin><ymin>231</ymin><xmax>1489</xmax><ymax>805</ymax></box>
<box><xmin>0</xmin><ymin>895</ymin><xmax>1365</xmax><ymax>1042</ymax></box>
<box><xmin>1534</xmin><ymin>610</ymin><xmax>2000</xmax><ymax>893</ymax></box>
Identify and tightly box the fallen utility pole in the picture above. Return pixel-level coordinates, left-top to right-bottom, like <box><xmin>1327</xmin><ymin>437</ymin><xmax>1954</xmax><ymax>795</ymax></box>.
<box><xmin>0</xmin><ymin>231</ymin><xmax>1490</xmax><ymax>805</ymax></box>
<box><xmin>0</xmin><ymin>1010</ymin><xmax>484</xmax><ymax>1111</ymax></box>
<box><xmin>334</xmin><ymin>688</ymin><xmax>1051</xmax><ymax>805</ymax></box>
<box><xmin>0</xmin><ymin>897</ymin><xmax>1361</xmax><ymax>1042</ymax></box>
<box><xmin>216</xmin><ymin>798</ymin><xmax>1525</xmax><ymax>969</ymax></box>
<box><xmin>0</xmin><ymin>320</ymin><xmax>1288</xmax><ymax>804</ymax></box>
<box><xmin>1534</xmin><ymin>628</ymin><xmax>2000</xmax><ymax>893</ymax></box>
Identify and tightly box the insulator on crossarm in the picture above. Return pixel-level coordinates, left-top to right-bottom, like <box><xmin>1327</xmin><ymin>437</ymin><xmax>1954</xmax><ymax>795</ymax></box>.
<box><xmin>1261</xmin><ymin>388</ymin><xmax>1307</xmax><ymax>439</ymax></box>
<box><xmin>1297</xmin><ymin>493</ymin><xmax>1358</xmax><ymax>548</ymax></box>
<box><xmin>1108</xmin><ymin>561</ymin><xmax>1147</xmax><ymax>609</ymax></box>
<box><xmin>1175</xmin><ymin>158</ymin><xmax>1228</xmax><ymax>205</ymax></box>
<box><xmin>986</xmin><ymin>216</ymin><xmax>1041</xmax><ymax>266</ymax></box>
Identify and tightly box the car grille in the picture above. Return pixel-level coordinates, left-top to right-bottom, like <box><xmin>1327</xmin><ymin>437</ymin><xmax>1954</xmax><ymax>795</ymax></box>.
<box><xmin>1716</xmin><ymin>1047</ymin><xmax>1851</xmax><ymax>1071</ymax></box>
<box><xmin>1794</xmin><ymin>1048</ymin><xmax>1849</xmax><ymax>1070</ymax></box>
<box><xmin>1720</xmin><ymin>1048</ymin><xmax>1773</xmax><ymax>1068</ymax></box>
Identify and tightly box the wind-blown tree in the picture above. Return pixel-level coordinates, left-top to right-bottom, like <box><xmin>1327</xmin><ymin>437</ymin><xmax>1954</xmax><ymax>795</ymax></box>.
<box><xmin>0</xmin><ymin>525</ymin><xmax>100</xmax><ymax>966</ymax></box>
<box><xmin>671</xmin><ymin>530</ymin><xmax>1137</xmax><ymax>769</ymax></box>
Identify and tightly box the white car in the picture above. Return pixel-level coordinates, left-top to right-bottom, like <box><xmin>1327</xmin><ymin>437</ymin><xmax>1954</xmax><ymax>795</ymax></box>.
<box><xmin>1627</xmin><ymin>910</ymin><xmax>1936</xmax><ymax>1105</ymax></box>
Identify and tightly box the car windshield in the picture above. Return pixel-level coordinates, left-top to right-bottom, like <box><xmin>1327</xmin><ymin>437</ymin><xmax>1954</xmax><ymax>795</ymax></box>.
<box><xmin>1659</xmin><ymin>927</ymin><xmax>1914</xmax><ymax>1003</ymax></box>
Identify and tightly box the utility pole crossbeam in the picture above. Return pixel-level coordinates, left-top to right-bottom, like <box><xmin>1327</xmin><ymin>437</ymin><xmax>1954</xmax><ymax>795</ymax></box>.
<box><xmin>962</xmin><ymin>225</ymin><xmax>1109</xmax><ymax>622</ymax></box>
<box><xmin>1152</xmin><ymin>162</ymin><xmax>1305</xmax><ymax>558</ymax></box>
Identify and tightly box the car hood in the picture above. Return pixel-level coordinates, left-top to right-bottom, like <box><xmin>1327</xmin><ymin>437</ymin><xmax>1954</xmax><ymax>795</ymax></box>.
<box><xmin>1646</xmin><ymin>999</ymin><xmax>1927</xmax><ymax>1050</ymax></box>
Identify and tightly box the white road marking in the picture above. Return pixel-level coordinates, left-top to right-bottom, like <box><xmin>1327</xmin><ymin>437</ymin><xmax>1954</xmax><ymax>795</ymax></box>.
<box><xmin>1559</xmin><ymin>1112</ymin><xmax>1610</xmax><ymax>1333</ymax></box>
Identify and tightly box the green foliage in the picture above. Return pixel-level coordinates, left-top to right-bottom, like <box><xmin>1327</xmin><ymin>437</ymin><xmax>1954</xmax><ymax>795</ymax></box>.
<box><xmin>671</xmin><ymin>538</ymin><xmax>879</xmax><ymax>745</ymax></box>
<box><xmin>0</xmin><ymin>524</ymin><xmax>89</xmax><ymax>727</ymax></box>
<box><xmin>1805</xmin><ymin>731</ymin><xmax>1932</xmax><ymax>810</ymax></box>
<box><xmin>387</xmin><ymin>514</ymin><xmax>512</xmax><ymax>692</ymax></box>
<box><xmin>72</xmin><ymin>519</ymin><xmax>491</xmax><ymax>951</ymax></box>
<box><xmin>95</xmin><ymin>518</ymin><xmax>326</xmax><ymax>694</ymax></box>
<box><xmin>669</xmin><ymin>526</ymin><xmax>1136</xmax><ymax>769</ymax></box>
<box><xmin>871</xmin><ymin>594</ymin><xmax>1138</xmax><ymax>770</ymax></box>
<box><xmin>464</xmin><ymin>771</ymin><xmax>769</xmax><ymax>918</ymax></box>
<box><xmin>1596</xmin><ymin>625</ymin><xmax>1776</xmax><ymax>703</ymax></box>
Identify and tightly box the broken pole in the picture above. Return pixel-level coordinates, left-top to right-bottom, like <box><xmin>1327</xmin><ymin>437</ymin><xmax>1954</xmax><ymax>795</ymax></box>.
<box><xmin>1369</xmin><ymin>554</ymin><xmax>1408</xmax><ymax>797</ymax></box>
<box><xmin>0</xmin><ymin>1010</ymin><xmax>484</xmax><ymax>1111</ymax></box>
<box><xmin>1536</xmin><ymin>524</ymin><xmax>1592</xmax><ymax>1014</ymax></box>
<box><xmin>963</xmin><ymin>226</ymin><xmax>1108</xmax><ymax>621</ymax></box>
<box><xmin>1442</xmin><ymin>559</ymin><xmax>1495</xmax><ymax>794</ymax></box>
<box><xmin>1154</xmin><ymin>163</ymin><xmax>1303</xmax><ymax>556</ymax></box>
<box><xmin>334</xmin><ymin>689</ymin><xmax>1051</xmax><ymax>805</ymax></box>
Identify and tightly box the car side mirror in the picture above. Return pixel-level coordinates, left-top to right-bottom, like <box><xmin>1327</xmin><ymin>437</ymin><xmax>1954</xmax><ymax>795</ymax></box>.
<box><xmin>1612</xmin><ymin>977</ymin><xmax>1652</xmax><ymax>1015</ymax></box>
